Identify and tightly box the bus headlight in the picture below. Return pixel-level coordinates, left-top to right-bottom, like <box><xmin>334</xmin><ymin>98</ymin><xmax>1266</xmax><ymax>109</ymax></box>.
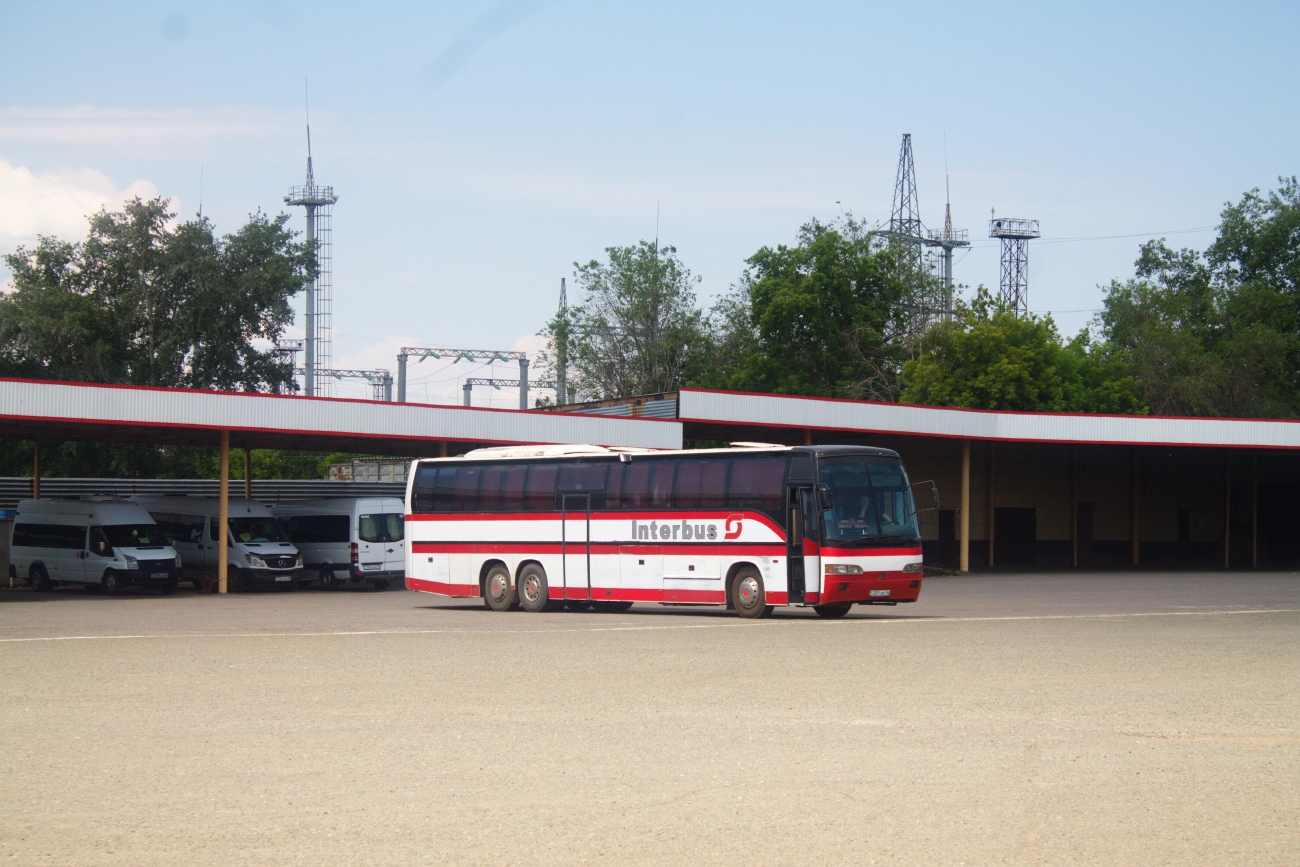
<box><xmin>246</xmin><ymin>555</ymin><xmax>267</xmax><ymax>569</ymax></box>
<box><xmin>903</xmin><ymin>562</ymin><xmax>923</xmax><ymax>574</ymax></box>
<box><xmin>825</xmin><ymin>564</ymin><xmax>864</xmax><ymax>575</ymax></box>
<box><xmin>124</xmin><ymin>556</ymin><xmax>139</xmax><ymax>570</ymax></box>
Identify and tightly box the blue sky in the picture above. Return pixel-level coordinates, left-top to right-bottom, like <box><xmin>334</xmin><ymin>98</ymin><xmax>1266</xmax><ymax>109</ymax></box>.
<box><xmin>1</xmin><ymin>1</ymin><xmax>1296</xmax><ymax>403</ymax></box>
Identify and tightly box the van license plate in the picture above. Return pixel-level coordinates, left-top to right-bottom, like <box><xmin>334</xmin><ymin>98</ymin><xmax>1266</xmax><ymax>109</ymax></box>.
<box><xmin>151</xmin><ymin>572</ymin><xmax>169</xmax><ymax>579</ymax></box>
<box><xmin>870</xmin><ymin>589</ymin><xmax>890</xmax><ymax>597</ymax></box>
<box><xmin>275</xmin><ymin>576</ymin><xmax>291</xmax><ymax>582</ymax></box>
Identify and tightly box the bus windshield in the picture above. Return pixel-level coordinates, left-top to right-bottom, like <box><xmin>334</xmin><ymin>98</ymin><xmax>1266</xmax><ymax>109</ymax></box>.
<box><xmin>819</xmin><ymin>456</ymin><xmax>920</xmax><ymax>544</ymax></box>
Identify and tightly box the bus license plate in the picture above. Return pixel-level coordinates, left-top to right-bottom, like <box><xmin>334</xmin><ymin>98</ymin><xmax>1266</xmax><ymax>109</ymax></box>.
<box><xmin>870</xmin><ymin>589</ymin><xmax>890</xmax><ymax>597</ymax></box>
<box><xmin>275</xmin><ymin>576</ymin><xmax>291</xmax><ymax>582</ymax></box>
<box><xmin>151</xmin><ymin>572</ymin><xmax>169</xmax><ymax>579</ymax></box>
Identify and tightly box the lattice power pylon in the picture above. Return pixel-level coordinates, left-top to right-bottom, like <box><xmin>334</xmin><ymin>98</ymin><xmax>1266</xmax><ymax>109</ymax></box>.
<box><xmin>888</xmin><ymin>134</ymin><xmax>924</xmax><ymax>274</ymax></box>
<box><xmin>988</xmin><ymin>215</ymin><xmax>1041</xmax><ymax>315</ymax></box>
<box><xmin>284</xmin><ymin>121</ymin><xmax>338</xmax><ymax>396</ymax></box>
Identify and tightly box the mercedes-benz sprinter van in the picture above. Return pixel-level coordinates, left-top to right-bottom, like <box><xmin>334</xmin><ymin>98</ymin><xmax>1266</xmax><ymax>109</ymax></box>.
<box><xmin>272</xmin><ymin>497</ymin><xmax>405</xmax><ymax>590</ymax></box>
<box><xmin>9</xmin><ymin>498</ymin><xmax>182</xmax><ymax>594</ymax></box>
<box><xmin>133</xmin><ymin>496</ymin><xmax>302</xmax><ymax>591</ymax></box>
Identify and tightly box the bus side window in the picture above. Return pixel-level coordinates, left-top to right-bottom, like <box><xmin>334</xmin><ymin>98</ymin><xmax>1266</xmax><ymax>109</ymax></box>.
<box><xmin>478</xmin><ymin>465</ymin><xmax>509</xmax><ymax>511</ymax></box>
<box><xmin>523</xmin><ymin>464</ymin><xmax>558</xmax><ymax>511</ymax></box>
<box><xmin>621</xmin><ymin>462</ymin><xmax>656</xmax><ymax>509</ymax></box>
<box><xmin>411</xmin><ymin>464</ymin><xmax>437</xmax><ymax>513</ymax></box>
<box><xmin>674</xmin><ymin>460</ymin><xmax>728</xmax><ymax>509</ymax></box>
<box><xmin>650</xmin><ymin>460</ymin><xmax>674</xmax><ymax>507</ymax></box>
<box><xmin>605</xmin><ymin>463</ymin><xmax>626</xmax><ymax>509</ymax></box>
<box><xmin>500</xmin><ymin>464</ymin><xmax>527</xmax><ymax>512</ymax></box>
<box><xmin>558</xmin><ymin>463</ymin><xmax>609</xmax><ymax>509</ymax></box>
<box><xmin>728</xmin><ymin>457</ymin><xmax>789</xmax><ymax>522</ymax></box>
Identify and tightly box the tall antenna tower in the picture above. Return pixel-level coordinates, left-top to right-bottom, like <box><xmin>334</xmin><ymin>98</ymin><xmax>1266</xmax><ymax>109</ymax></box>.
<box><xmin>925</xmin><ymin>159</ymin><xmax>970</xmax><ymax>320</ymax></box>
<box><xmin>555</xmin><ymin>277</ymin><xmax>568</xmax><ymax>405</ymax></box>
<box><xmin>988</xmin><ymin>214</ymin><xmax>1040</xmax><ymax>315</ymax></box>
<box><xmin>284</xmin><ymin>90</ymin><xmax>338</xmax><ymax>397</ymax></box>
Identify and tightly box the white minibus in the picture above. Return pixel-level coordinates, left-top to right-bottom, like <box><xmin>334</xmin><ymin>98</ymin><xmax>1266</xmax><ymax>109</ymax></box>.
<box><xmin>272</xmin><ymin>497</ymin><xmax>405</xmax><ymax>590</ymax></box>
<box><xmin>132</xmin><ymin>496</ymin><xmax>302</xmax><ymax>592</ymax></box>
<box><xmin>9</xmin><ymin>498</ymin><xmax>182</xmax><ymax>594</ymax></box>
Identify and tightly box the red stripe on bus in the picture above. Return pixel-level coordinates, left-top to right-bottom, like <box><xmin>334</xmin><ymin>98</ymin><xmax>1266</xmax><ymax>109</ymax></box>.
<box><xmin>406</xmin><ymin>511</ymin><xmax>786</xmax><ymax>537</ymax></box>
<box><xmin>411</xmin><ymin>541</ymin><xmax>789</xmax><ymax>557</ymax></box>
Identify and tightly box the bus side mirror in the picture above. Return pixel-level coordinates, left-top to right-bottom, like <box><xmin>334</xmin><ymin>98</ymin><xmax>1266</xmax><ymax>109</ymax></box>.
<box><xmin>910</xmin><ymin>481</ymin><xmax>941</xmax><ymax>511</ymax></box>
<box><xmin>818</xmin><ymin>486</ymin><xmax>833</xmax><ymax>511</ymax></box>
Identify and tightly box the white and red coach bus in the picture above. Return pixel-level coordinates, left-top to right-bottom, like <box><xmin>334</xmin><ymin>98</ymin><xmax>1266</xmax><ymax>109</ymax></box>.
<box><xmin>404</xmin><ymin>443</ymin><xmax>925</xmax><ymax>618</ymax></box>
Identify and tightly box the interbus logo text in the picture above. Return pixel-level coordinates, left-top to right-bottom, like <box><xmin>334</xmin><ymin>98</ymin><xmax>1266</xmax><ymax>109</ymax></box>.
<box><xmin>631</xmin><ymin>519</ymin><xmax>739</xmax><ymax>541</ymax></box>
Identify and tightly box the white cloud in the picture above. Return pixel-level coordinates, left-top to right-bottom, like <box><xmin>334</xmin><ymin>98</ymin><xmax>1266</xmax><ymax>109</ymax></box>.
<box><xmin>0</xmin><ymin>158</ymin><xmax>158</xmax><ymax>251</ymax></box>
<box><xmin>0</xmin><ymin>105</ymin><xmax>300</xmax><ymax>151</ymax></box>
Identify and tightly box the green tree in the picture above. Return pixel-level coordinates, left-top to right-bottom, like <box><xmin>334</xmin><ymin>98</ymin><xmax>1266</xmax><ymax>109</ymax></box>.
<box><xmin>542</xmin><ymin>241</ymin><xmax>707</xmax><ymax>400</ymax></box>
<box><xmin>0</xmin><ymin>196</ymin><xmax>313</xmax><ymax>391</ymax></box>
<box><xmin>1098</xmin><ymin>178</ymin><xmax>1300</xmax><ymax>417</ymax></box>
<box><xmin>0</xmin><ymin>196</ymin><xmax>317</xmax><ymax>478</ymax></box>
<box><xmin>703</xmin><ymin>217</ymin><xmax>915</xmax><ymax>399</ymax></box>
<box><xmin>901</xmin><ymin>289</ymin><xmax>1145</xmax><ymax>413</ymax></box>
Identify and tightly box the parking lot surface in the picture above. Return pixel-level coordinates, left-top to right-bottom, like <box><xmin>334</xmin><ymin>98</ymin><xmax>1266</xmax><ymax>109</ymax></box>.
<box><xmin>2</xmin><ymin>571</ymin><xmax>1298</xmax><ymax>865</ymax></box>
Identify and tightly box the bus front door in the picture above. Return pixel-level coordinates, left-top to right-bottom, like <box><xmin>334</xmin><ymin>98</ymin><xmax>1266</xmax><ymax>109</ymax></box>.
<box><xmin>787</xmin><ymin>486</ymin><xmax>816</xmax><ymax>605</ymax></box>
<box><xmin>561</xmin><ymin>493</ymin><xmax>592</xmax><ymax>601</ymax></box>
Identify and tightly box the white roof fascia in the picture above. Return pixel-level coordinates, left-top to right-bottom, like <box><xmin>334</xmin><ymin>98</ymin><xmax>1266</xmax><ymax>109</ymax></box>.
<box><xmin>0</xmin><ymin>379</ymin><xmax>682</xmax><ymax>451</ymax></box>
<box><xmin>678</xmin><ymin>390</ymin><xmax>1300</xmax><ymax>450</ymax></box>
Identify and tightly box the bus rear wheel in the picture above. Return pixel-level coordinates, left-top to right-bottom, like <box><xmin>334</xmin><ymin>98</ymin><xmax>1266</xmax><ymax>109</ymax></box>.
<box><xmin>517</xmin><ymin>564</ymin><xmax>552</xmax><ymax>613</ymax></box>
<box><xmin>814</xmin><ymin>602</ymin><xmax>852</xmax><ymax>619</ymax></box>
<box><xmin>732</xmin><ymin>568</ymin><xmax>772</xmax><ymax>619</ymax></box>
<box><xmin>483</xmin><ymin>565</ymin><xmax>516</xmax><ymax>612</ymax></box>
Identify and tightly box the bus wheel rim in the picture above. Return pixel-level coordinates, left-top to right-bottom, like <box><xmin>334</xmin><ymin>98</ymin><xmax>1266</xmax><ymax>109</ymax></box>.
<box><xmin>489</xmin><ymin>573</ymin><xmax>508</xmax><ymax>601</ymax></box>
<box><xmin>739</xmin><ymin>576</ymin><xmax>758</xmax><ymax>606</ymax></box>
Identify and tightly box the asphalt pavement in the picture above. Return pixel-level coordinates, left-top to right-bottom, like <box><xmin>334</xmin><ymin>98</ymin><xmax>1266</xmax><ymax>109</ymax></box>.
<box><xmin>2</xmin><ymin>570</ymin><xmax>1298</xmax><ymax>865</ymax></box>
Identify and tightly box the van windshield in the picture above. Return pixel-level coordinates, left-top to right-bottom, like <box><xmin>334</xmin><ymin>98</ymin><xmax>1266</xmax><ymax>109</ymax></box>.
<box><xmin>103</xmin><ymin>524</ymin><xmax>166</xmax><ymax>547</ymax></box>
<box><xmin>229</xmin><ymin>517</ymin><xmax>290</xmax><ymax>544</ymax></box>
<box><xmin>818</xmin><ymin>456</ymin><xmax>920</xmax><ymax>545</ymax></box>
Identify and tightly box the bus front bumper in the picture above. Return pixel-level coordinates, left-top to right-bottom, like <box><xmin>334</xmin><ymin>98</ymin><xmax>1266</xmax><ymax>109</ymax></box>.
<box><xmin>817</xmin><ymin>573</ymin><xmax>922</xmax><ymax>605</ymax></box>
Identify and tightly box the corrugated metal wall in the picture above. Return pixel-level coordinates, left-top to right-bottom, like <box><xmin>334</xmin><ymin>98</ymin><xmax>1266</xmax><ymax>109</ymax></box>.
<box><xmin>0</xmin><ymin>478</ymin><xmax>406</xmax><ymax>510</ymax></box>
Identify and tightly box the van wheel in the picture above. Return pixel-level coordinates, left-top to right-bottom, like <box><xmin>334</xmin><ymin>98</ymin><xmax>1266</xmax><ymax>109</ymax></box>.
<box><xmin>102</xmin><ymin>571</ymin><xmax>121</xmax><ymax>595</ymax></box>
<box><xmin>29</xmin><ymin>565</ymin><xmax>51</xmax><ymax>592</ymax></box>
<box><xmin>732</xmin><ymin>568</ymin><xmax>772</xmax><ymax>619</ymax></box>
<box><xmin>372</xmin><ymin>579</ymin><xmax>389</xmax><ymax>591</ymax></box>
<box><xmin>192</xmin><ymin>576</ymin><xmax>206</xmax><ymax>590</ymax></box>
<box><xmin>319</xmin><ymin>570</ymin><xmax>337</xmax><ymax>591</ymax></box>
<box><xmin>517</xmin><ymin>564</ymin><xmax>552</xmax><ymax>613</ymax></box>
<box><xmin>228</xmin><ymin>569</ymin><xmax>243</xmax><ymax>593</ymax></box>
<box><xmin>813</xmin><ymin>602</ymin><xmax>852</xmax><ymax>619</ymax></box>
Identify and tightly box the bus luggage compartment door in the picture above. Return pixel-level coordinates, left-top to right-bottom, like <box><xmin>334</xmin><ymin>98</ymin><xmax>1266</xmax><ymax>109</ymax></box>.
<box><xmin>561</xmin><ymin>494</ymin><xmax>591</xmax><ymax>601</ymax></box>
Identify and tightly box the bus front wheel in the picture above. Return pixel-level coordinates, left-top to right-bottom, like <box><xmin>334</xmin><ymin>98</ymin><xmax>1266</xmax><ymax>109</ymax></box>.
<box><xmin>732</xmin><ymin>568</ymin><xmax>772</xmax><ymax>619</ymax></box>
<box><xmin>517</xmin><ymin>564</ymin><xmax>552</xmax><ymax>613</ymax></box>
<box><xmin>814</xmin><ymin>602</ymin><xmax>852</xmax><ymax>619</ymax></box>
<box><xmin>483</xmin><ymin>564</ymin><xmax>517</xmax><ymax>612</ymax></box>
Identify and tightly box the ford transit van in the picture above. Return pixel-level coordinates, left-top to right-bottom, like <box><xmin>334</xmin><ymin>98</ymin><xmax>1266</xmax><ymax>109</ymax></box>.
<box><xmin>9</xmin><ymin>499</ymin><xmax>182</xmax><ymax>594</ymax></box>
